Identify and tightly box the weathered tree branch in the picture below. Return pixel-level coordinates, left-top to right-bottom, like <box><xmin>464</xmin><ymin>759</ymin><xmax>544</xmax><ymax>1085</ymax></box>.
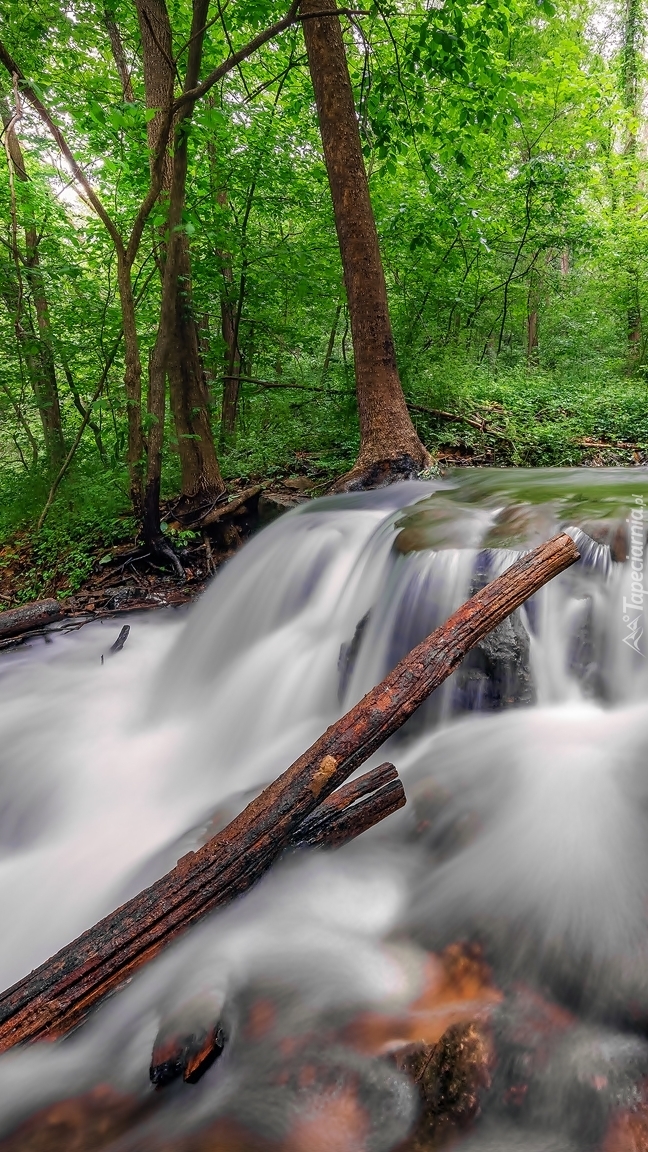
<box><xmin>0</xmin><ymin>600</ymin><xmax>62</xmax><ymax>640</ymax></box>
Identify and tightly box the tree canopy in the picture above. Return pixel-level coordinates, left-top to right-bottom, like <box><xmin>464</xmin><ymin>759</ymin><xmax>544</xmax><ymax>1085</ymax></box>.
<box><xmin>0</xmin><ymin>0</ymin><xmax>646</xmax><ymax>597</ymax></box>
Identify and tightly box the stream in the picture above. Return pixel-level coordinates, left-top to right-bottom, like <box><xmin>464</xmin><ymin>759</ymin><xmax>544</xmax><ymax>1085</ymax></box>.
<box><xmin>1</xmin><ymin>468</ymin><xmax>648</xmax><ymax>1150</ymax></box>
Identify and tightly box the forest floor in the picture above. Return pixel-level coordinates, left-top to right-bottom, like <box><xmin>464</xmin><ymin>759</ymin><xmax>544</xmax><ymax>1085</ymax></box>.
<box><xmin>0</xmin><ymin>477</ymin><xmax>316</xmax><ymax>640</ymax></box>
<box><xmin>3</xmin><ymin>361</ymin><xmax>648</xmax><ymax>627</ymax></box>
<box><xmin>2</xmin><ymin>430</ymin><xmax>647</xmax><ymax>648</ymax></box>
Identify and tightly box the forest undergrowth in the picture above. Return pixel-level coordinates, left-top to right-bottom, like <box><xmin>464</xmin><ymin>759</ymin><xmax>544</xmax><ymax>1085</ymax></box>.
<box><xmin>2</xmin><ymin>355</ymin><xmax>646</xmax><ymax>610</ymax></box>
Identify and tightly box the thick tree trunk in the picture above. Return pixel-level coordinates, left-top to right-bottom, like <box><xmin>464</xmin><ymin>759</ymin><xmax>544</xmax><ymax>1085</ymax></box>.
<box><xmin>301</xmin><ymin>0</ymin><xmax>430</xmax><ymax>488</ymax></box>
<box><xmin>167</xmin><ymin>241</ymin><xmax>224</xmax><ymax>503</ymax></box>
<box><xmin>139</xmin><ymin>0</ymin><xmax>222</xmax><ymax>562</ymax></box>
<box><xmin>2</xmin><ymin>113</ymin><xmax>65</xmax><ymax>467</ymax></box>
<box><xmin>134</xmin><ymin>0</ymin><xmax>224</xmax><ymax>512</ymax></box>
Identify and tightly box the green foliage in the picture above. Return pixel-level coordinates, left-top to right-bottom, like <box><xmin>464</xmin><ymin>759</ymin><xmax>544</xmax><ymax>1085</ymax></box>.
<box><xmin>0</xmin><ymin>0</ymin><xmax>646</xmax><ymax>601</ymax></box>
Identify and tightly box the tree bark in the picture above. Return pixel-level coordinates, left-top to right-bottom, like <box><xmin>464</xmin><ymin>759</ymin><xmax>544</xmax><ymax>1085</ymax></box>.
<box><xmin>134</xmin><ymin>0</ymin><xmax>225</xmax><ymax>512</ymax></box>
<box><xmin>102</xmin><ymin>4</ymin><xmax>134</xmax><ymax>101</ymax></box>
<box><xmin>301</xmin><ymin>0</ymin><xmax>430</xmax><ymax>488</ymax></box>
<box><xmin>2</xmin><ymin>110</ymin><xmax>65</xmax><ymax>467</ymax></box>
<box><xmin>0</xmin><ymin>532</ymin><xmax>579</xmax><ymax>1053</ymax></box>
<box><xmin>0</xmin><ymin>599</ymin><xmax>62</xmax><ymax>640</ymax></box>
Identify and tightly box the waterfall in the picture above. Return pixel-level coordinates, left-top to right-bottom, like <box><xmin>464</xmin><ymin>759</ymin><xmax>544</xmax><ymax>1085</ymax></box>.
<box><xmin>0</xmin><ymin>468</ymin><xmax>647</xmax><ymax>1151</ymax></box>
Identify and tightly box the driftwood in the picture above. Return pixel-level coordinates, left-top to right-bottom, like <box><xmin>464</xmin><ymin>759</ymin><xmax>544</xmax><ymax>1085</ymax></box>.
<box><xmin>0</xmin><ymin>599</ymin><xmax>62</xmax><ymax>640</ymax></box>
<box><xmin>0</xmin><ymin>532</ymin><xmax>579</xmax><ymax>1054</ymax></box>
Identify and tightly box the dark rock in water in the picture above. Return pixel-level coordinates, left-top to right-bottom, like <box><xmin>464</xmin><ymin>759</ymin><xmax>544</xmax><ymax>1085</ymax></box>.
<box><xmin>0</xmin><ymin>1087</ymin><xmax>152</xmax><ymax>1152</ymax></box>
<box><xmin>487</xmin><ymin>989</ymin><xmax>648</xmax><ymax>1148</ymax></box>
<box><xmin>388</xmin><ymin>1021</ymin><xmax>493</xmax><ymax>1150</ymax></box>
<box><xmin>257</xmin><ymin>493</ymin><xmax>308</xmax><ymax>529</ymax></box>
<box><xmin>452</xmin><ymin>608</ymin><xmax>534</xmax><ymax>714</ymax></box>
<box><xmin>151</xmin><ymin>992</ymin><xmax>227</xmax><ymax>1086</ymax></box>
<box><xmin>452</xmin><ymin>551</ymin><xmax>534</xmax><ymax>714</ymax></box>
<box><xmin>566</xmin><ymin>595</ymin><xmax>605</xmax><ymax>700</ymax></box>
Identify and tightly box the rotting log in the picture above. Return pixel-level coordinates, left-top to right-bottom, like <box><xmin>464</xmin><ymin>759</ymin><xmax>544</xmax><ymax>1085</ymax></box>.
<box><xmin>199</xmin><ymin>485</ymin><xmax>263</xmax><ymax>528</ymax></box>
<box><xmin>0</xmin><ymin>599</ymin><xmax>62</xmax><ymax>640</ymax></box>
<box><xmin>0</xmin><ymin>532</ymin><xmax>579</xmax><ymax>1053</ymax></box>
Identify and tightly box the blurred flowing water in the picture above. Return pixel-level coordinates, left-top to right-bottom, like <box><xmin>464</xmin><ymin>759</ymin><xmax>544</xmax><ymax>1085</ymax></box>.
<box><xmin>1</xmin><ymin>469</ymin><xmax>648</xmax><ymax>1150</ymax></box>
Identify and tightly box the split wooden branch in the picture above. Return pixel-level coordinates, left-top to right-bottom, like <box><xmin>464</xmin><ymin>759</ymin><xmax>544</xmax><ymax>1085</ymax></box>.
<box><xmin>0</xmin><ymin>531</ymin><xmax>579</xmax><ymax>1053</ymax></box>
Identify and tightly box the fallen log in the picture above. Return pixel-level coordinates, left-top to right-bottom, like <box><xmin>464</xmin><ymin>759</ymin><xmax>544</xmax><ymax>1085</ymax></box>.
<box><xmin>0</xmin><ymin>598</ymin><xmax>62</xmax><ymax>640</ymax></box>
<box><xmin>199</xmin><ymin>485</ymin><xmax>263</xmax><ymax>528</ymax></box>
<box><xmin>149</xmin><ymin>764</ymin><xmax>405</xmax><ymax>1089</ymax></box>
<box><xmin>0</xmin><ymin>532</ymin><xmax>579</xmax><ymax>1053</ymax></box>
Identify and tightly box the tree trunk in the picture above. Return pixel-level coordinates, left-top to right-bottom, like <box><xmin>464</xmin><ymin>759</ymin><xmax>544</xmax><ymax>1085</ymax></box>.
<box><xmin>140</xmin><ymin>0</ymin><xmax>221</xmax><ymax>563</ymax></box>
<box><xmin>301</xmin><ymin>0</ymin><xmax>430</xmax><ymax>488</ymax></box>
<box><xmin>219</xmin><ymin>271</ymin><xmax>242</xmax><ymax>438</ymax></box>
<box><xmin>526</xmin><ymin>268</ymin><xmax>539</xmax><ymax>366</ymax></box>
<box><xmin>134</xmin><ymin>0</ymin><xmax>225</xmax><ymax>512</ymax></box>
<box><xmin>102</xmin><ymin>4</ymin><xmax>134</xmax><ymax>101</ymax></box>
<box><xmin>167</xmin><ymin>241</ymin><xmax>225</xmax><ymax>504</ymax></box>
<box><xmin>116</xmin><ymin>254</ymin><xmax>145</xmax><ymax>512</ymax></box>
<box><xmin>213</xmin><ymin>185</ymin><xmax>246</xmax><ymax>442</ymax></box>
<box><xmin>2</xmin><ymin>111</ymin><xmax>66</xmax><ymax>467</ymax></box>
<box><xmin>621</xmin><ymin>0</ymin><xmax>643</xmax><ymax>370</ymax></box>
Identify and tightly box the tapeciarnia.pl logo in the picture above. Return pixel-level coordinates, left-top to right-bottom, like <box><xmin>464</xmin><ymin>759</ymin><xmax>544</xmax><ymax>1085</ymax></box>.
<box><xmin>622</xmin><ymin>495</ymin><xmax>646</xmax><ymax>656</ymax></box>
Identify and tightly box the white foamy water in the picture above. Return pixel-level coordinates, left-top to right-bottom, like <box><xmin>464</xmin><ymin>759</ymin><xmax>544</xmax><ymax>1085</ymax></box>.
<box><xmin>0</xmin><ymin>470</ymin><xmax>647</xmax><ymax>1150</ymax></box>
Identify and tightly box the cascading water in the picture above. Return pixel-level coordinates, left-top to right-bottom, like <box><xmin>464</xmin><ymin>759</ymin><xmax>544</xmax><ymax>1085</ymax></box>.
<box><xmin>1</xmin><ymin>468</ymin><xmax>648</xmax><ymax>1151</ymax></box>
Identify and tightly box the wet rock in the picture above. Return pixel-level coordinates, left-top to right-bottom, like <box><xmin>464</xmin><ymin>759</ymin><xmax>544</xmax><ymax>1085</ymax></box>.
<box><xmin>602</xmin><ymin>1103</ymin><xmax>648</xmax><ymax>1151</ymax></box>
<box><xmin>577</xmin><ymin>520</ymin><xmax>628</xmax><ymax>563</ymax></box>
<box><xmin>452</xmin><ymin>551</ymin><xmax>534</xmax><ymax>713</ymax></box>
<box><xmin>389</xmin><ymin>1020</ymin><xmax>494</xmax><ymax>1150</ymax></box>
<box><xmin>487</xmin><ymin>988</ymin><xmax>648</xmax><ymax>1147</ymax></box>
<box><xmin>0</xmin><ymin>1086</ymin><xmax>152</xmax><ymax>1152</ymax></box>
<box><xmin>257</xmin><ymin>493</ymin><xmax>308</xmax><ymax>529</ymax></box>
<box><xmin>452</xmin><ymin>607</ymin><xmax>535</xmax><ymax>713</ymax></box>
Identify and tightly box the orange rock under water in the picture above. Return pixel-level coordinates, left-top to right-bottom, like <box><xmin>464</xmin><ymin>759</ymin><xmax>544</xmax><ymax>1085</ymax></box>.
<box><xmin>0</xmin><ymin>946</ymin><xmax>500</xmax><ymax>1152</ymax></box>
<box><xmin>603</xmin><ymin>1105</ymin><xmax>648</xmax><ymax>1152</ymax></box>
<box><xmin>0</xmin><ymin>1085</ymin><xmax>152</xmax><ymax>1152</ymax></box>
<box><xmin>347</xmin><ymin>942</ymin><xmax>503</xmax><ymax>1055</ymax></box>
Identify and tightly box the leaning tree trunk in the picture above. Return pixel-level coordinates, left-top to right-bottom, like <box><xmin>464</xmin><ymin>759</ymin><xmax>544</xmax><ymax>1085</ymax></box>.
<box><xmin>134</xmin><ymin>0</ymin><xmax>225</xmax><ymax>513</ymax></box>
<box><xmin>301</xmin><ymin>0</ymin><xmax>430</xmax><ymax>489</ymax></box>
